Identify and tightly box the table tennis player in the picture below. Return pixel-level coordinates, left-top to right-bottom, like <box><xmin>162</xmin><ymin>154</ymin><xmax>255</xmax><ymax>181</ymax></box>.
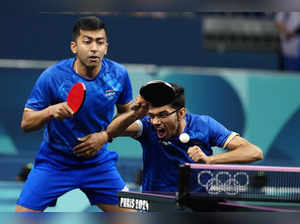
<box><xmin>103</xmin><ymin>80</ymin><xmax>263</xmax><ymax>193</ymax></box>
<box><xmin>16</xmin><ymin>16</ymin><xmax>134</xmax><ymax>212</ymax></box>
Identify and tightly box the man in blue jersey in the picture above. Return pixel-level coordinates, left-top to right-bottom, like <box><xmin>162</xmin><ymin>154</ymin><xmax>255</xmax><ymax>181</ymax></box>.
<box><xmin>103</xmin><ymin>81</ymin><xmax>263</xmax><ymax>193</ymax></box>
<box><xmin>16</xmin><ymin>16</ymin><xmax>134</xmax><ymax>212</ymax></box>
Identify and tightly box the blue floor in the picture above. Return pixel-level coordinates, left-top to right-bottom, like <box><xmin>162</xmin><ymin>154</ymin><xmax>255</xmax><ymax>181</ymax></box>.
<box><xmin>0</xmin><ymin>181</ymin><xmax>23</xmax><ymax>212</ymax></box>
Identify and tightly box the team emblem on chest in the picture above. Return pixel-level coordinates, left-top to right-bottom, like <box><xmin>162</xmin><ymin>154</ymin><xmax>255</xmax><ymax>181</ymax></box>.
<box><xmin>105</xmin><ymin>89</ymin><xmax>116</xmax><ymax>99</ymax></box>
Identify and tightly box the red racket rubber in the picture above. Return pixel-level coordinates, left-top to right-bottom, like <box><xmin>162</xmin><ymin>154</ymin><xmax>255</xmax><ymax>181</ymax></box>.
<box><xmin>67</xmin><ymin>82</ymin><xmax>86</xmax><ymax>114</ymax></box>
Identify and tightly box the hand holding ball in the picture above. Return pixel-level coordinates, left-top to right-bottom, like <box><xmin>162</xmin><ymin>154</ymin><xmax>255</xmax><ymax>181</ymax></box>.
<box><xmin>179</xmin><ymin>133</ymin><xmax>190</xmax><ymax>143</ymax></box>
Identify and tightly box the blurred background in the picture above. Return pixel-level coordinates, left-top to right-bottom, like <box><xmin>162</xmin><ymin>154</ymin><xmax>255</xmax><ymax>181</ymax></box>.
<box><xmin>1</xmin><ymin>12</ymin><xmax>300</xmax><ymax>212</ymax></box>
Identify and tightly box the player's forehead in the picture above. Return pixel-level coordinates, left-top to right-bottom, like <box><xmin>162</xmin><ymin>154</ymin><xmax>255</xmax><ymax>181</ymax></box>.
<box><xmin>149</xmin><ymin>105</ymin><xmax>173</xmax><ymax>114</ymax></box>
<box><xmin>78</xmin><ymin>29</ymin><xmax>107</xmax><ymax>40</ymax></box>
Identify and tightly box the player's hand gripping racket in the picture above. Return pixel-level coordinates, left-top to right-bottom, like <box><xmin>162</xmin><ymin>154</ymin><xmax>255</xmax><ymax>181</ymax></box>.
<box><xmin>139</xmin><ymin>80</ymin><xmax>176</xmax><ymax>107</ymax></box>
<box><xmin>67</xmin><ymin>82</ymin><xmax>86</xmax><ymax>114</ymax></box>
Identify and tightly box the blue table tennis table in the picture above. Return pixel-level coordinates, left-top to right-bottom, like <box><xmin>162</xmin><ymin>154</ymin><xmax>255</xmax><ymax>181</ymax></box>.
<box><xmin>118</xmin><ymin>163</ymin><xmax>300</xmax><ymax>212</ymax></box>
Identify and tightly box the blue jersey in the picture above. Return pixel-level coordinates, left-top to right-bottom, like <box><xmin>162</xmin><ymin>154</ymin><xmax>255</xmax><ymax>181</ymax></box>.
<box><xmin>25</xmin><ymin>57</ymin><xmax>133</xmax><ymax>167</ymax></box>
<box><xmin>137</xmin><ymin>113</ymin><xmax>234</xmax><ymax>192</ymax></box>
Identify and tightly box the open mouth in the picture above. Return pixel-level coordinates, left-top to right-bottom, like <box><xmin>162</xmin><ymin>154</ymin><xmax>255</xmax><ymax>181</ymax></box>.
<box><xmin>88</xmin><ymin>56</ymin><xmax>100</xmax><ymax>62</ymax></box>
<box><xmin>156</xmin><ymin>127</ymin><xmax>167</xmax><ymax>139</ymax></box>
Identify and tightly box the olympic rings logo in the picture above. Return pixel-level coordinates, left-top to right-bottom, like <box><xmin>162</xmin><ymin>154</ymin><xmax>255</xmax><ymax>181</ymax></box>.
<box><xmin>197</xmin><ymin>171</ymin><xmax>249</xmax><ymax>195</ymax></box>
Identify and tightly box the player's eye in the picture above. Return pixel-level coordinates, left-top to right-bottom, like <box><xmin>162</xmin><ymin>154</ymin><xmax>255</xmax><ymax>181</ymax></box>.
<box><xmin>157</xmin><ymin>112</ymin><xmax>170</xmax><ymax>118</ymax></box>
<box><xmin>83</xmin><ymin>40</ymin><xmax>91</xmax><ymax>44</ymax></box>
<box><xmin>148</xmin><ymin>114</ymin><xmax>155</xmax><ymax>119</ymax></box>
<box><xmin>97</xmin><ymin>41</ymin><xmax>105</xmax><ymax>45</ymax></box>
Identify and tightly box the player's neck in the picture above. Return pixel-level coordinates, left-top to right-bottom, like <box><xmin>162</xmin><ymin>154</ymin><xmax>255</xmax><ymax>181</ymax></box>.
<box><xmin>74</xmin><ymin>60</ymin><xmax>101</xmax><ymax>79</ymax></box>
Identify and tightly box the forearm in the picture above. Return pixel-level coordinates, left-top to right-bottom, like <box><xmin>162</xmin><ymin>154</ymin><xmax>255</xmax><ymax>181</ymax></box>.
<box><xmin>208</xmin><ymin>144</ymin><xmax>263</xmax><ymax>164</ymax></box>
<box><xmin>21</xmin><ymin>107</ymin><xmax>51</xmax><ymax>132</ymax></box>
<box><xmin>106</xmin><ymin>110</ymin><xmax>139</xmax><ymax>139</ymax></box>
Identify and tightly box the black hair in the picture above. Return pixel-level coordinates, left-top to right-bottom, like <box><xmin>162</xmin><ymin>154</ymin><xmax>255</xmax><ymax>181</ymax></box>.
<box><xmin>169</xmin><ymin>82</ymin><xmax>185</xmax><ymax>109</ymax></box>
<box><xmin>72</xmin><ymin>16</ymin><xmax>107</xmax><ymax>41</ymax></box>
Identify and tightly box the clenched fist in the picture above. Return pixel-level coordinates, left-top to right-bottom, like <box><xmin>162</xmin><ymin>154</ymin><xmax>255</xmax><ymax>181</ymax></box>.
<box><xmin>187</xmin><ymin>146</ymin><xmax>211</xmax><ymax>164</ymax></box>
<box><xmin>130</xmin><ymin>95</ymin><xmax>149</xmax><ymax>119</ymax></box>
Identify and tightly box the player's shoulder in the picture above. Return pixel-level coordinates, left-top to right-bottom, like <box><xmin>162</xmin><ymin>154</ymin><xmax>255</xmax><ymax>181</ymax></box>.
<box><xmin>42</xmin><ymin>58</ymin><xmax>74</xmax><ymax>77</ymax></box>
<box><xmin>187</xmin><ymin>113</ymin><xmax>212</xmax><ymax>124</ymax></box>
<box><xmin>103</xmin><ymin>58</ymin><xmax>128</xmax><ymax>74</ymax></box>
<box><xmin>186</xmin><ymin>113</ymin><xmax>214</xmax><ymax>131</ymax></box>
<box><xmin>139</xmin><ymin>116</ymin><xmax>153</xmax><ymax>130</ymax></box>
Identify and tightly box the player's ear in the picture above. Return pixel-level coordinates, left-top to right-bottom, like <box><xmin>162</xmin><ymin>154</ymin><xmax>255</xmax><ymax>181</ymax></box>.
<box><xmin>178</xmin><ymin>108</ymin><xmax>186</xmax><ymax>120</ymax></box>
<box><xmin>104</xmin><ymin>42</ymin><xmax>108</xmax><ymax>55</ymax></box>
<box><xmin>70</xmin><ymin>41</ymin><xmax>77</xmax><ymax>54</ymax></box>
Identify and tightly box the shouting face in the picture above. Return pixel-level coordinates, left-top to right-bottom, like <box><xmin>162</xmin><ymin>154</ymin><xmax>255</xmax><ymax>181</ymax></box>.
<box><xmin>148</xmin><ymin>105</ymin><xmax>186</xmax><ymax>140</ymax></box>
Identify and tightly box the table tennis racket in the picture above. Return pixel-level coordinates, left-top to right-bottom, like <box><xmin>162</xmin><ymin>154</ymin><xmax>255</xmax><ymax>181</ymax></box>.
<box><xmin>67</xmin><ymin>82</ymin><xmax>86</xmax><ymax>114</ymax></box>
<box><xmin>139</xmin><ymin>80</ymin><xmax>176</xmax><ymax>107</ymax></box>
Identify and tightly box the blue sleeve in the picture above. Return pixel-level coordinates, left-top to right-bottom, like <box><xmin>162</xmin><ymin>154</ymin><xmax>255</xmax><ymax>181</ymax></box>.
<box><xmin>25</xmin><ymin>71</ymin><xmax>53</xmax><ymax>111</ymax></box>
<box><xmin>208</xmin><ymin>116</ymin><xmax>232</xmax><ymax>147</ymax></box>
<box><xmin>136</xmin><ymin>117</ymin><xmax>151</xmax><ymax>142</ymax></box>
<box><xmin>117</xmin><ymin>69</ymin><xmax>133</xmax><ymax>105</ymax></box>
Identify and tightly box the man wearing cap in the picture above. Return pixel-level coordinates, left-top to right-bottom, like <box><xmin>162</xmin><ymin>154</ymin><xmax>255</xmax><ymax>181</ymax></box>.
<box><xmin>101</xmin><ymin>81</ymin><xmax>263</xmax><ymax>193</ymax></box>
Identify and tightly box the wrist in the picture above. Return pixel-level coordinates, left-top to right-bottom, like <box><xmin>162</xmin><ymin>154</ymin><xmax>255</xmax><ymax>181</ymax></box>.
<box><xmin>130</xmin><ymin>109</ymin><xmax>140</xmax><ymax>120</ymax></box>
<box><xmin>131</xmin><ymin>108</ymin><xmax>146</xmax><ymax>121</ymax></box>
<box><xmin>103</xmin><ymin>130</ymin><xmax>113</xmax><ymax>143</ymax></box>
<box><xmin>206</xmin><ymin>156</ymin><xmax>213</xmax><ymax>164</ymax></box>
<box><xmin>47</xmin><ymin>106</ymin><xmax>52</xmax><ymax>120</ymax></box>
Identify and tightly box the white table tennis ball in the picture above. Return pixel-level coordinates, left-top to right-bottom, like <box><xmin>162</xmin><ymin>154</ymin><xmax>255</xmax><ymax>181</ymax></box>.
<box><xmin>179</xmin><ymin>133</ymin><xmax>190</xmax><ymax>143</ymax></box>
